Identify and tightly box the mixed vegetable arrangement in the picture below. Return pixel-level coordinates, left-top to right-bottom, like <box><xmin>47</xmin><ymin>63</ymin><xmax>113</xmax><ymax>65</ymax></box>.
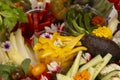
<box><xmin>0</xmin><ymin>0</ymin><xmax>120</xmax><ymax>80</ymax></box>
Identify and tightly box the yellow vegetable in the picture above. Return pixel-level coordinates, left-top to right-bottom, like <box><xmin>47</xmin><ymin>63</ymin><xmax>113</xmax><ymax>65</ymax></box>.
<box><xmin>66</xmin><ymin>47</ymin><xmax>87</xmax><ymax>56</ymax></box>
<box><xmin>92</xmin><ymin>26</ymin><xmax>112</xmax><ymax>39</ymax></box>
<box><xmin>33</xmin><ymin>32</ymin><xmax>87</xmax><ymax>71</ymax></box>
<box><xmin>63</xmin><ymin>34</ymin><xmax>84</xmax><ymax>51</ymax></box>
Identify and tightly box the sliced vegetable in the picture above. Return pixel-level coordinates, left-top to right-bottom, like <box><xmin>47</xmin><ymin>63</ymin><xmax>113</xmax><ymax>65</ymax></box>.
<box><xmin>57</xmin><ymin>74</ymin><xmax>73</xmax><ymax>80</ymax></box>
<box><xmin>66</xmin><ymin>51</ymin><xmax>82</xmax><ymax>77</ymax></box>
<box><xmin>92</xmin><ymin>53</ymin><xmax>112</xmax><ymax>80</ymax></box>
<box><xmin>78</xmin><ymin>55</ymin><xmax>103</xmax><ymax>72</ymax></box>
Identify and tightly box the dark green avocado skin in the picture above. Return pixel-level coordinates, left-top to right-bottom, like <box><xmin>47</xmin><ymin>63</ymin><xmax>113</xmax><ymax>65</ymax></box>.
<box><xmin>81</xmin><ymin>34</ymin><xmax>120</xmax><ymax>63</ymax></box>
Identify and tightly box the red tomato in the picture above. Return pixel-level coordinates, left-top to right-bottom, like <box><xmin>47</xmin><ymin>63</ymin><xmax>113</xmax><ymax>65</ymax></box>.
<box><xmin>114</xmin><ymin>0</ymin><xmax>120</xmax><ymax>11</ymax></box>
<box><xmin>37</xmin><ymin>72</ymin><xmax>51</xmax><ymax>80</ymax></box>
<box><xmin>108</xmin><ymin>0</ymin><xmax>116</xmax><ymax>3</ymax></box>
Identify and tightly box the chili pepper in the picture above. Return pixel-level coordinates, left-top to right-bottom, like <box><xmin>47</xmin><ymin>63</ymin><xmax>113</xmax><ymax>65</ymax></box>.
<box><xmin>83</xmin><ymin>13</ymin><xmax>92</xmax><ymax>33</ymax></box>
<box><xmin>108</xmin><ymin>0</ymin><xmax>116</xmax><ymax>3</ymax></box>
<box><xmin>38</xmin><ymin>21</ymin><xmax>51</xmax><ymax>31</ymax></box>
<box><xmin>33</xmin><ymin>13</ymin><xmax>39</xmax><ymax>32</ymax></box>
<box><xmin>114</xmin><ymin>0</ymin><xmax>120</xmax><ymax>11</ymax></box>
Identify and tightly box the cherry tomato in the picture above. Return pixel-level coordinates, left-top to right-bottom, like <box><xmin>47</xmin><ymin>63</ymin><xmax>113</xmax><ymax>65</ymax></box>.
<box><xmin>32</xmin><ymin>63</ymin><xmax>46</xmax><ymax>77</ymax></box>
<box><xmin>108</xmin><ymin>0</ymin><xmax>116</xmax><ymax>3</ymax></box>
<box><xmin>114</xmin><ymin>0</ymin><xmax>120</xmax><ymax>11</ymax></box>
<box><xmin>37</xmin><ymin>72</ymin><xmax>51</xmax><ymax>80</ymax></box>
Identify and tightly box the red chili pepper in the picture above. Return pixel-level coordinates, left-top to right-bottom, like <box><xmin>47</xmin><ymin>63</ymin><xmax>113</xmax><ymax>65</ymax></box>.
<box><xmin>114</xmin><ymin>0</ymin><xmax>120</xmax><ymax>11</ymax></box>
<box><xmin>38</xmin><ymin>21</ymin><xmax>51</xmax><ymax>31</ymax></box>
<box><xmin>108</xmin><ymin>0</ymin><xmax>116</xmax><ymax>3</ymax></box>
<box><xmin>44</xmin><ymin>13</ymin><xmax>56</xmax><ymax>23</ymax></box>
<box><xmin>27</xmin><ymin>13</ymin><xmax>34</xmax><ymax>26</ymax></box>
<box><xmin>33</xmin><ymin>13</ymin><xmax>39</xmax><ymax>32</ymax></box>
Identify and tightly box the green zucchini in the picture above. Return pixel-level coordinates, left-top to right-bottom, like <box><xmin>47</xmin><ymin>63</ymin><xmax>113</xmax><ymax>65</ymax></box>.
<box><xmin>66</xmin><ymin>51</ymin><xmax>82</xmax><ymax>77</ymax></box>
<box><xmin>78</xmin><ymin>54</ymin><xmax>103</xmax><ymax>72</ymax></box>
<box><xmin>92</xmin><ymin>53</ymin><xmax>112</xmax><ymax>80</ymax></box>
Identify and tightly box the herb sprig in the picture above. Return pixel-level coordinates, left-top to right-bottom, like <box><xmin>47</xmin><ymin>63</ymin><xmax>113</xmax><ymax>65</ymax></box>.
<box><xmin>0</xmin><ymin>0</ymin><xmax>28</xmax><ymax>31</ymax></box>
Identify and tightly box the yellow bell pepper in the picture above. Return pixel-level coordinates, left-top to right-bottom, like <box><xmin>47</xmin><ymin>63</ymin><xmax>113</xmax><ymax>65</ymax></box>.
<box><xmin>63</xmin><ymin>34</ymin><xmax>84</xmax><ymax>51</ymax></box>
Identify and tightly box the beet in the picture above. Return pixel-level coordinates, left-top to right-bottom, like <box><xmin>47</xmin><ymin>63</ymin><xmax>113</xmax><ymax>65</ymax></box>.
<box><xmin>81</xmin><ymin>34</ymin><xmax>120</xmax><ymax>63</ymax></box>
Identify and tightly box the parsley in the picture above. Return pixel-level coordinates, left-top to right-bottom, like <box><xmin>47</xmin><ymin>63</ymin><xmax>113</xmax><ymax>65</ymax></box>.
<box><xmin>0</xmin><ymin>0</ymin><xmax>28</xmax><ymax>31</ymax></box>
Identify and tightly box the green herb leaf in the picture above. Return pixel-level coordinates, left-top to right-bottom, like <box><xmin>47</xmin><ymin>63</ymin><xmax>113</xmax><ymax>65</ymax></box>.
<box><xmin>0</xmin><ymin>64</ymin><xmax>18</xmax><ymax>80</ymax></box>
<box><xmin>21</xmin><ymin>58</ymin><xmax>31</xmax><ymax>76</ymax></box>
<box><xmin>16</xmin><ymin>8</ymin><xmax>28</xmax><ymax>23</ymax></box>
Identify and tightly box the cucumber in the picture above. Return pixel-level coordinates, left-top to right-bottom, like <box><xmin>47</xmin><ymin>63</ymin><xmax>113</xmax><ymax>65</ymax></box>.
<box><xmin>57</xmin><ymin>74</ymin><xmax>73</xmax><ymax>80</ymax></box>
<box><xmin>66</xmin><ymin>51</ymin><xmax>82</xmax><ymax>77</ymax></box>
<box><xmin>92</xmin><ymin>53</ymin><xmax>112</xmax><ymax>80</ymax></box>
<box><xmin>78</xmin><ymin>54</ymin><xmax>103</xmax><ymax>72</ymax></box>
<box><xmin>88</xmin><ymin>67</ymin><xmax>95</xmax><ymax>80</ymax></box>
<box><xmin>101</xmin><ymin>70</ymin><xmax>120</xmax><ymax>80</ymax></box>
<box><xmin>79</xmin><ymin>57</ymin><xmax>87</xmax><ymax>66</ymax></box>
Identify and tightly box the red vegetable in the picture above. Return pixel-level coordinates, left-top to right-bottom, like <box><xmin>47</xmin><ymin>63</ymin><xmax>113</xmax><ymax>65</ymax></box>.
<box><xmin>114</xmin><ymin>0</ymin><xmax>120</xmax><ymax>11</ymax></box>
<box><xmin>37</xmin><ymin>72</ymin><xmax>51</xmax><ymax>80</ymax></box>
<box><xmin>20</xmin><ymin>3</ymin><xmax>56</xmax><ymax>44</ymax></box>
<box><xmin>108</xmin><ymin>0</ymin><xmax>116</xmax><ymax>3</ymax></box>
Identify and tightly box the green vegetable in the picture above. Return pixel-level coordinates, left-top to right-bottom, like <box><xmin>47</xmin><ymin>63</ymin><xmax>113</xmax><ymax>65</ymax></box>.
<box><xmin>91</xmin><ymin>0</ymin><xmax>113</xmax><ymax>18</ymax></box>
<box><xmin>21</xmin><ymin>58</ymin><xmax>31</xmax><ymax>76</ymax></box>
<box><xmin>83</xmin><ymin>12</ymin><xmax>92</xmax><ymax>33</ymax></box>
<box><xmin>65</xmin><ymin>4</ymin><xmax>99</xmax><ymax>36</ymax></box>
<box><xmin>0</xmin><ymin>0</ymin><xmax>28</xmax><ymax>33</ymax></box>
<box><xmin>72</xmin><ymin>19</ymin><xmax>87</xmax><ymax>34</ymax></box>
<box><xmin>0</xmin><ymin>0</ymin><xmax>29</xmax><ymax>42</ymax></box>
<box><xmin>78</xmin><ymin>55</ymin><xmax>103</xmax><ymax>72</ymax></box>
<box><xmin>66</xmin><ymin>51</ymin><xmax>82</xmax><ymax>77</ymax></box>
<box><xmin>92</xmin><ymin>53</ymin><xmax>112</xmax><ymax>80</ymax></box>
<box><xmin>0</xmin><ymin>64</ymin><xmax>18</xmax><ymax>80</ymax></box>
<box><xmin>57</xmin><ymin>74</ymin><xmax>73</xmax><ymax>80</ymax></box>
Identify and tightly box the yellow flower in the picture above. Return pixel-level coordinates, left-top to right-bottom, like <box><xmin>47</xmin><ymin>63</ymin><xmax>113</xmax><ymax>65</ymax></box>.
<box><xmin>92</xmin><ymin>26</ymin><xmax>112</xmax><ymax>39</ymax></box>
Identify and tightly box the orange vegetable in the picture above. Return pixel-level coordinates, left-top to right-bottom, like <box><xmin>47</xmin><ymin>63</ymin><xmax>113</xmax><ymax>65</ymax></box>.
<box><xmin>92</xmin><ymin>16</ymin><xmax>105</xmax><ymax>26</ymax></box>
<box><xmin>32</xmin><ymin>63</ymin><xmax>46</xmax><ymax>77</ymax></box>
<box><xmin>74</xmin><ymin>70</ymin><xmax>90</xmax><ymax>80</ymax></box>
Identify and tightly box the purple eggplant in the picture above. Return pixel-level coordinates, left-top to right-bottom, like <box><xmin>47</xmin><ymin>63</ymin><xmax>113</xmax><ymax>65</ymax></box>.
<box><xmin>81</xmin><ymin>34</ymin><xmax>120</xmax><ymax>63</ymax></box>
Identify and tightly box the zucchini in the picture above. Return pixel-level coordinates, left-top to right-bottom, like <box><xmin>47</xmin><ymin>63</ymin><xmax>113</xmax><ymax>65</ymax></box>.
<box><xmin>78</xmin><ymin>54</ymin><xmax>103</xmax><ymax>72</ymax></box>
<box><xmin>101</xmin><ymin>70</ymin><xmax>120</xmax><ymax>80</ymax></box>
<box><xmin>57</xmin><ymin>74</ymin><xmax>73</xmax><ymax>80</ymax></box>
<box><xmin>92</xmin><ymin>53</ymin><xmax>112</xmax><ymax>80</ymax></box>
<box><xmin>66</xmin><ymin>51</ymin><xmax>82</xmax><ymax>77</ymax></box>
<box><xmin>88</xmin><ymin>67</ymin><xmax>95</xmax><ymax>80</ymax></box>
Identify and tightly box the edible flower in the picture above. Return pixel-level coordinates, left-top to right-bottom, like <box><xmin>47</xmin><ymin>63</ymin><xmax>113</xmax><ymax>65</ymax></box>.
<box><xmin>74</xmin><ymin>70</ymin><xmax>90</xmax><ymax>80</ymax></box>
<box><xmin>44</xmin><ymin>23</ymin><xmax>65</xmax><ymax>33</ymax></box>
<box><xmin>47</xmin><ymin>61</ymin><xmax>61</xmax><ymax>73</ymax></box>
<box><xmin>40</xmin><ymin>32</ymin><xmax>53</xmax><ymax>39</ymax></box>
<box><xmin>92</xmin><ymin>16</ymin><xmax>105</xmax><ymax>26</ymax></box>
<box><xmin>1</xmin><ymin>41</ymin><xmax>11</xmax><ymax>52</ymax></box>
<box><xmin>92</xmin><ymin>26</ymin><xmax>112</xmax><ymax>39</ymax></box>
